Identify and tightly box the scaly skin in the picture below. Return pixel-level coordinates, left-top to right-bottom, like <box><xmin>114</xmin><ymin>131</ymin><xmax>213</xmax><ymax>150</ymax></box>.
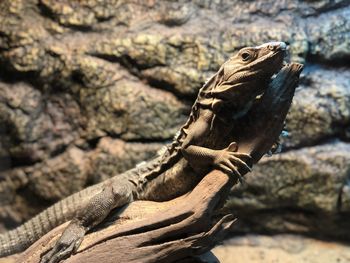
<box><xmin>0</xmin><ymin>42</ymin><xmax>288</xmax><ymax>262</ymax></box>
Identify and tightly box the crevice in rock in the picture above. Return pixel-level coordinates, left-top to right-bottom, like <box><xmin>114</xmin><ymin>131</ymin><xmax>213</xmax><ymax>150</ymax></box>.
<box><xmin>0</xmin><ymin>157</ymin><xmax>12</xmax><ymax>172</ymax></box>
<box><xmin>232</xmin><ymin>207</ymin><xmax>350</xmax><ymax>241</ymax></box>
<box><xmin>49</xmin><ymin>144</ymin><xmax>69</xmax><ymax>159</ymax></box>
<box><xmin>86</xmin><ymin>53</ymin><xmax>197</xmax><ymax>102</ymax></box>
<box><xmin>37</xmin><ymin>1</ymin><xmax>94</xmax><ymax>32</ymax></box>
<box><xmin>301</xmin><ymin>1</ymin><xmax>350</xmax><ymax>18</ymax></box>
<box><xmin>36</xmin><ymin>1</ymin><xmax>57</xmax><ymax>22</ymax></box>
<box><xmin>282</xmin><ymin>136</ymin><xmax>348</xmax><ymax>153</ymax></box>
<box><xmin>305</xmin><ymin>54</ymin><xmax>350</xmax><ymax>69</ymax></box>
<box><xmin>56</xmin><ymin>23</ymin><xmax>95</xmax><ymax>33</ymax></box>
<box><xmin>337</xmin><ymin>123</ymin><xmax>350</xmax><ymax>143</ymax></box>
<box><xmin>144</xmin><ymin>75</ymin><xmax>196</xmax><ymax>101</ymax></box>
<box><xmin>0</xmin><ymin>66</ymin><xmax>41</xmax><ymax>88</ymax></box>
<box><xmin>87</xmin><ymin>53</ymin><xmax>147</xmax><ymax>72</ymax></box>
<box><xmin>4</xmin><ymin>155</ymin><xmax>37</xmax><ymax>170</ymax></box>
<box><xmin>85</xmin><ymin>137</ymin><xmax>102</xmax><ymax>149</ymax></box>
<box><xmin>337</xmin><ymin>170</ymin><xmax>350</xmax><ymax>212</ymax></box>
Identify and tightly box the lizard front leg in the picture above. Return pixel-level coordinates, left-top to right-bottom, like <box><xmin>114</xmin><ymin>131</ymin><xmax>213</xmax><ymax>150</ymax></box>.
<box><xmin>180</xmin><ymin>109</ymin><xmax>252</xmax><ymax>182</ymax></box>
<box><xmin>182</xmin><ymin>142</ymin><xmax>252</xmax><ymax>183</ymax></box>
<box><xmin>40</xmin><ymin>183</ymin><xmax>133</xmax><ymax>263</ymax></box>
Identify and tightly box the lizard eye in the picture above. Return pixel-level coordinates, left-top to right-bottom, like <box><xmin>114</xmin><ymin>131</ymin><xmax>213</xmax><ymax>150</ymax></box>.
<box><xmin>241</xmin><ymin>52</ymin><xmax>251</xmax><ymax>61</ymax></box>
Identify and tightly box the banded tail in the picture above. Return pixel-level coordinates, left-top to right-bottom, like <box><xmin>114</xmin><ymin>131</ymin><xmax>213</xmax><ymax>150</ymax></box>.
<box><xmin>0</xmin><ymin>184</ymin><xmax>102</xmax><ymax>257</ymax></box>
<box><xmin>0</xmin><ymin>155</ymin><xmax>166</xmax><ymax>256</ymax></box>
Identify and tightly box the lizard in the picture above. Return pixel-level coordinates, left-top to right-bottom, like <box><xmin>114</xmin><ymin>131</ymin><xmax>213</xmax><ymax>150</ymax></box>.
<box><xmin>0</xmin><ymin>42</ymin><xmax>289</xmax><ymax>263</ymax></box>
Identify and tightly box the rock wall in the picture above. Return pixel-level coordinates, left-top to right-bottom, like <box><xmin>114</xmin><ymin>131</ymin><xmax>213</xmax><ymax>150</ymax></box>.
<box><xmin>0</xmin><ymin>0</ymin><xmax>349</xmax><ymax>239</ymax></box>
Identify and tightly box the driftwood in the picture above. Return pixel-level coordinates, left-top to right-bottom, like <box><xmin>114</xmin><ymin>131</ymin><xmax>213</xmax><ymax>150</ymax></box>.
<box><xmin>3</xmin><ymin>63</ymin><xmax>302</xmax><ymax>263</ymax></box>
<box><xmin>15</xmin><ymin>170</ymin><xmax>234</xmax><ymax>263</ymax></box>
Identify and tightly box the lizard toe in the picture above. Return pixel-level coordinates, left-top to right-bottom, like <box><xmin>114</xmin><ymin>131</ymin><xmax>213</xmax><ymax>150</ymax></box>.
<box><xmin>40</xmin><ymin>238</ymin><xmax>81</xmax><ymax>263</ymax></box>
<box><xmin>229</xmin><ymin>155</ymin><xmax>252</xmax><ymax>172</ymax></box>
<box><xmin>50</xmin><ymin>242</ymin><xmax>75</xmax><ymax>263</ymax></box>
<box><xmin>40</xmin><ymin>223</ymin><xmax>85</xmax><ymax>263</ymax></box>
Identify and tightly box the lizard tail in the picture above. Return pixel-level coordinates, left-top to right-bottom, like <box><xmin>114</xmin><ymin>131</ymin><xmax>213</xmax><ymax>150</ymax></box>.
<box><xmin>0</xmin><ymin>185</ymin><xmax>100</xmax><ymax>257</ymax></box>
<box><xmin>0</xmin><ymin>197</ymin><xmax>74</xmax><ymax>257</ymax></box>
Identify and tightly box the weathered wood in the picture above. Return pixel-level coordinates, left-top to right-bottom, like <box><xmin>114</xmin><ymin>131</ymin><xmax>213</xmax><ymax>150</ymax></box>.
<box><xmin>17</xmin><ymin>170</ymin><xmax>235</xmax><ymax>263</ymax></box>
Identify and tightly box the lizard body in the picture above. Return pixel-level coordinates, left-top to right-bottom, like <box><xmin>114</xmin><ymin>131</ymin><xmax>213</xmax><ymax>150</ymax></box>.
<box><xmin>0</xmin><ymin>42</ymin><xmax>288</xmax><ymax>262</ymax></box>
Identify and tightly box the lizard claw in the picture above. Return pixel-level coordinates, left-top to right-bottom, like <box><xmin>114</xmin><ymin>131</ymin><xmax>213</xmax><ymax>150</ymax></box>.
<box><xmin>229</xmin><ymin>164</ymin><xmax>246</xmax><ymax>185</ymax></box>
<box><xmin>40</xmin><ymin>242</ymin><xmax>76</xmax><ymax>263</ymax></box>
<box><xmin>218</xmin><ymin>162</ymin><xmax>246</xmax><ymax>185</ymax></box>
<box><xmin>40</xmin><ymin>221</ymin><xmax>85</xmax><ymax>263</ymax></box>
<box><xmin>229</xmin><ymin>153</ymin><xmax>252</xmax><ymax>172</ymax></box>
<box><xmin>214</xmin><ymin>142</ymin><xmax>252</xmax><ymax>184</ymax></box>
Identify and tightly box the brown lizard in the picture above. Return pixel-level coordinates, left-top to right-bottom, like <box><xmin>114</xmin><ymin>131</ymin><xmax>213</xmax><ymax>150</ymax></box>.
<box><xmin>0</xmin><ymin>42</ymin><xmax>292</xmax><ymax>263</ymax></box>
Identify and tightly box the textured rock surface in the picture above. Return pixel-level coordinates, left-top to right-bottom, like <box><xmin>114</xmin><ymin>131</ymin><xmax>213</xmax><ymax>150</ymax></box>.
<box><xmin>212</xmin><ymin>234</ymin><xmax>350</xmax><ymax>263</ymax></box>
<box><xmin>0</xmin><ymin>0</ymin><xmax>349</xmax><ymax>242</ymax></box>
<box><xmin>226</xmin><ymin>142</ymin><xmax>350</xmax><ymax>239</ymax></box>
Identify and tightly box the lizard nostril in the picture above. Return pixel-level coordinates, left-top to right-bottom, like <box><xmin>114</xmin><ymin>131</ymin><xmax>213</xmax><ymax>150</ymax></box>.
<box><xmin>268</xmin><ymin>45</ymin><xmax>274</xmax><ymax>51</ymax></box>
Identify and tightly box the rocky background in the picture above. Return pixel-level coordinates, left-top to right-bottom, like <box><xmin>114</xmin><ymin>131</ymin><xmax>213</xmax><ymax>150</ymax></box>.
<box><xmin>0</xmin><ymin>0</ymin><xmax>349</xmax><ymax>251</ymax></box>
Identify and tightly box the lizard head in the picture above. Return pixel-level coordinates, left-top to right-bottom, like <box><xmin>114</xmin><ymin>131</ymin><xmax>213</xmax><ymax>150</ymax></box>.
<box><xmin>207</xmin><ymin>42</ymin><xmax>287</xmax><ymax>113</ymax></box>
